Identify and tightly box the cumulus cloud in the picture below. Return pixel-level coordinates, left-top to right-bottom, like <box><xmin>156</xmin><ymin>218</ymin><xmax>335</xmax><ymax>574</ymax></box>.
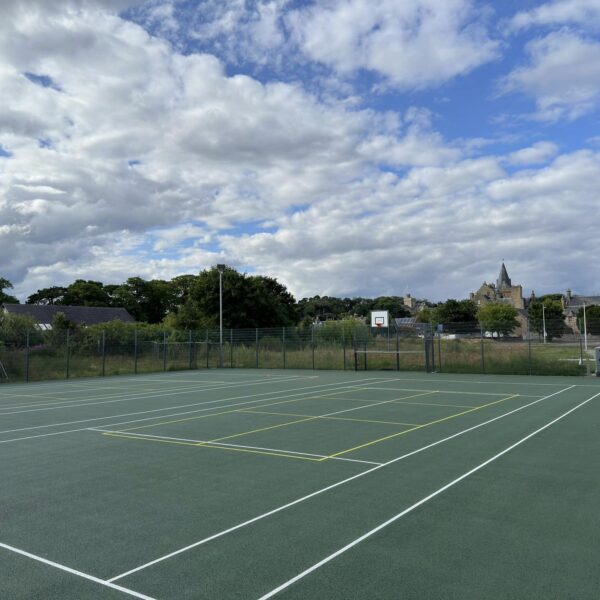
<box><xmin>501</xmin><ymin>31</ymin><xmax>600</xmax><ymax>121</ymax></box>
<box><xmin>220</xmin><ymin>151</ymin><xmax>600</xmax><ymax>300</ymax></box>
<box><xmin>1</xmin><ymin>1</ymin><xmax>599</xmax><ymax>304</ymax></box>
<box><xmin>511</xmin><ymin>0</ymin><xmax>600</xmax><ymax>32</ymax></box>
<box><xmin>287</xmin><ymin>0</ymin><xmax>499</xmax><ymax>89</ymax></box>
<box><xmin>506</xmin><ymin>141</ymin><xmax>559</xmax><ymax>166</ymax></box>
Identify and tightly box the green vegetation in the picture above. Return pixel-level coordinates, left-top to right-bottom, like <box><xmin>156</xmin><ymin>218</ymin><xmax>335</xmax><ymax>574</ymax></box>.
<box><xmin>477</xmin><ymin>303</ymin><xmax>519</xmax><ymax>336</ymax></box>
<box><xmin>0</xmin><ymin>278</ymin><xmax>19</xmax><ymax>304</ymax></box>
<box><xmin>528</xmin><ymin>299</ymin><xmax>567</xmax><ymax>340</ymax></box>
<box><xmin>578</xmin><ymin>305</ymin><xmax>600</xmax><ymax>335</ymax></box>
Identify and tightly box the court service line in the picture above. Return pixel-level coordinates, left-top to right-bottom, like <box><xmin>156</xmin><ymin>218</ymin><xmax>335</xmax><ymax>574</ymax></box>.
<box><xmin>373</xmin><ymin>375</ymin><xmax>583</xmax><ymax>387</ymax></box>
<box><xmin>321</xmin><ymin>396</ymin><xmax>476</xmax><ymax>409</ymax></box>
<box><xmin>324</xmin><ymin>394</ymin><xmax>520</xmax><ymax>460</ymax></box>
<box><xmin>0</xmin><ymin>542</ymin><xmax>155</xmax><ymax>600</ymax></box>
<box><xmin>0</xmin><ymin>377</ymin><xmax>392</xmax><ymax>443</ymax></box>
<box><xmin>360</xmin><ymin>386</ymin><xmax>542</xmax><ymax>397</ymax></box>
<box><xmin>107</xmin><ymin>379</ymin><xmax>406</xmax><ymax>433</ymax></box>
<box><xmin>91</xmin><ymin>429</ymin><xmax>383</xmax><ymax>466</ymax></box>
<box><xmin>240</xmin><ymin>410</ymin><xmax>419</xmax><ymax>427</ymax></box>
<box><xmin>205</xmin><ymin>392</ymin><xmax>435</xmax><ymax>445</ymax></box>
<box><xmin>0</xmin><ymin>375</ymin><xmax>309</xmax><ymax>414</ymax></box>
<box><xmin>0</xmin><ymin>379</ymin><xmax>241</xmax><ymax>411</ymax></box>
<box><xmin>257</xmin><ymin>389</ymin><xmax>600</xmax><ymax>599</ymax></box>
<box><xmin>107</xmin><ymin>385</ymin><xmax>574</xmax><ymax>583</ymax></box>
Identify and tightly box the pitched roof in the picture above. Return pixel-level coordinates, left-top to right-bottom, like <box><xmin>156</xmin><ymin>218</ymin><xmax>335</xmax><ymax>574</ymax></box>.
<box><xmin>2</xmin><ymin>304</ymin><xmax>135</xmax><ymax>325</ymax></box>
<box><xmin>497</xmin><ymin>262</ymin><xmax>512</xmax><ymax>290</ymax></box>
<box><xmin>564</xmin><ymin>295</ymin><xmax>600</xmax><ymax>309</ymax></box>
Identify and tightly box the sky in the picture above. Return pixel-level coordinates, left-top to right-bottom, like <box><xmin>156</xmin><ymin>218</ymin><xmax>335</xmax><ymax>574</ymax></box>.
<box><xmin>1</xmin><ymin>0</ymin><xmax>600</xmax><ymax>303</ymax></box>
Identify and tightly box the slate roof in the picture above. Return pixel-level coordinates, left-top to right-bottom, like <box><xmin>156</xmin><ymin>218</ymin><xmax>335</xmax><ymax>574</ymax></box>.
<box><xmin>1</xmin><ymin>304</ymin><xmax>135</xmax><ymax>325</ymax></box>
<box><xmin>496</xmin><ymin>262</ymin><xmax>512</xmax><ymax>290</ymax></box>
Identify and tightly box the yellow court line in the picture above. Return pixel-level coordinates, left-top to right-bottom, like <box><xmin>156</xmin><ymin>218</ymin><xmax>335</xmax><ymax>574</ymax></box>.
<box><xmin>322</xmin><ymin>394</ymin><xmax>520</xmax><ymax>461</ymax></box>
<box><xmin>240</xmin><ymin>409</ymin><xmax>419</xmax><ymax>427</ymax></box>
<box><xmin>102</xmin><ymin>432</ymin><xmax>320</xmax><ymax>462</ymax></box>
<box><xmin>207</xmin><ymin>416</ymin><xmax>319</xmax><ymax>443</ymax></box>
<box><xmin>206</xmin><ymin>391</ymin><xmax>436</xmax><ymax>443</ymax></box>
<box><xmin>117</xmin><ymin>387</ymin><xmax>433</xmax><ymax>433</ymax></box>
<box><xmin>118</xmin><ymin>395</ymin><xmax>330</xmax><ymax>432</ymax></box>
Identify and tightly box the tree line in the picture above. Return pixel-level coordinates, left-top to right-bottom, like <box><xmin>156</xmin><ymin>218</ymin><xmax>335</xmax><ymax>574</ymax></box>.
<box><xmin>0</xmin><ymin>268</ymin><xmax>413</xmax><ymax>329</ymax></box>
<box><xmin>2</xmin><ymin>270</ymin><xmax>597</xmax><ymax>337</ymax></box>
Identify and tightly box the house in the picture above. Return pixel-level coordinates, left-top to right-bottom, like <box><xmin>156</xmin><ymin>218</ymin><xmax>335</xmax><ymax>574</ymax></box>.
<box><xmin>561</xmin><ymin>290</ymin><xmax>600</xmax><ymax>334</ymax></box>
<box><xmin>1</xmin><ymin>304</ymin><xmax>135</xmax><ymax>329</ymax></box>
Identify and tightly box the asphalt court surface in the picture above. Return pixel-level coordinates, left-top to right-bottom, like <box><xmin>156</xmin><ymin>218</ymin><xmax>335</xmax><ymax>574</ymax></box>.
<box><xmin>1</xmin><ymin>368</ymin><xmax>599</xmax><ymax>599</ymax></box>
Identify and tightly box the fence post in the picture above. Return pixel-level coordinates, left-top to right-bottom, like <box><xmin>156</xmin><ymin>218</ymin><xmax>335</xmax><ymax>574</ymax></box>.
<box><xmin>396</xmin><ymin>331</ymin><xmax>400</xmax><ymax>371</ymax></box>
<box><xmin>342</xmin><ymin>330</ymin><xmax>346</xmax><ymax>370</ymax></box>
<box><xmin>66</xmin><ymin>329</ymin><xmax>70</xmax><ymax>379</ymax></box>
<box><xmin>230</xmin><ymin>329</ymin><xmax>233</xmax><ymax>368</ymax></box>
<box><xmin>256</xmin><ymin>328</ymin><xmax>259</xmax><ymax>369</ymax></box>
<box><xmin>188</xmin><ymin>330</ymin><xmax>193</xmax><ymax>370</ymax></box>
<box><xmin>527</xmin><ymin>318</ymin><xmax>532</xmax><ymax>375</ymax></box>
<box><xmin>25</xmin><ymin>331</ymin><xmax>30</xmax><ymax>383</ymax></box>
<box><xmin>480</xmin><ymin>325</ymin><xmax>485</xmax><ymax>374</ymax></box>
<box><xmin>311</xmin><ymin>326</ymin><xmax>315</xmax><ymax>370</ymax></box>
<box><xmin>282</xmin><ymin>327</ymin><xmax>286</xmax><ymax>369</ymax></box>
<box><xmin>437</xmin><ymin>330</ymin><xmax>442</xmax><ymax>373</ymax></box>
<box><xmin>102</xmin><ymin>330</ymin><xmax>106</xmax><ymax>377</ymax></box>
<box><xmin>163</xmin><ymin>330</ymin><xmax>167</xmax><ymax>371</ymax></box>
<box><xmin>206</xmin><ymin>329</ymin><xmax>209</xmax><ymax>368</ymax></box>
<box><xmin>134</xmin><ymin>328</ymin><xmax>138</xmax><ymax>375</ymax></box>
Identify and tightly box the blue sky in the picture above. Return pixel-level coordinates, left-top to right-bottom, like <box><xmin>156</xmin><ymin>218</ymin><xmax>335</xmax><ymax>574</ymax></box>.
<box><xmin>1</xmin><ymin>0</ymin><xmax>600</xmax><ymax>302</ymax></box>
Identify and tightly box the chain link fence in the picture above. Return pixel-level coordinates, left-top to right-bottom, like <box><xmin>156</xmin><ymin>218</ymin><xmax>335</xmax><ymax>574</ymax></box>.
<box><xmin>0</xmin><ymin>318</ymin><xmax>597</xmax><ymax>383</ymax></box>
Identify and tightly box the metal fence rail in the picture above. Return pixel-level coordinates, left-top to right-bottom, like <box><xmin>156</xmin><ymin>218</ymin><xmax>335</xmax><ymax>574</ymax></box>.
<box><xmin>0</xmin><ymin>319</ymin><xmax>597</xmax><ymax>383</ymax></box>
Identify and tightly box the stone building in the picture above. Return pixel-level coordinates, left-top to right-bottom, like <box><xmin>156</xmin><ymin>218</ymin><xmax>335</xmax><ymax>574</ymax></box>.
<box><xmin>470</xmin><ymin>263</ymin><xmax>525</xmax><ymax>310</ymax></box>
<box><xmin>470</xmin><ymin>263</ymin><xmax>527</xmax><ymax>335</ymax></box>
<box><xmin>561</xmin><ymin>290</ymin><xmax>600</xmax><ymax>334</ymax></box>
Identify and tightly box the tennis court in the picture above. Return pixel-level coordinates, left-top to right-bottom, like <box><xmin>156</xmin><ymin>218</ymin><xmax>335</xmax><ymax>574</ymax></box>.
<box><xmin>1</xmin><ymin>368</ymin><xmax>599</xmax><ymax>599</ymax></box>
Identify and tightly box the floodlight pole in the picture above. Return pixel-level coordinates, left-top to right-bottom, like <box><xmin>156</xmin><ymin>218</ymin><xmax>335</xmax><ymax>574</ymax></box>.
<box><xmin>542</xmin><ymin>304</ymin><xmax>547</xmax><ymax>344</ymax></box>
<box><xmin>217</xmin><ymin>264</ymin><xmax>225</xmax><ymax>368</ymax></box>
<box><xmin>583</xmin><ymin>302</ymin><xmax>588</xmax><ymax>351</ymax></box>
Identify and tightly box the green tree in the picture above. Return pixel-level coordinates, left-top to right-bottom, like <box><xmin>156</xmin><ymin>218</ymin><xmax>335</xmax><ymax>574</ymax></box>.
<box><xmin>577</xmin><ymin>305</ymin><xmax>600</xmax><ymax>336</ymax></box>
<box><xmin>182</xmin><ymin>266</ymin><xmax>297</xmax><ymax>329</ymax></box>
<box><xmin>0</xmin><ymin>313</ymin><xmax>37</xmax><ymax>346</ymax></box>
<box><xmin>432</xmin><ymin>299</ymin><xmax>478</xmax><ymax>332</ymax></box>
<box><xmin>528</xmin><ymin>300</ymin><xmax>566</xmax><ymax>340</ymax></box>
<box><xmin>477</xmin><ymin>303</ymin><xmax>520</xmax><ymax>336</ymax></box>
<box><xmin>62</xmin><ymin>280</ymin><xmax>111</xmax><ymax>306</ymax></box>
<box><xmin>111</xmin><ymin>277</ymin><xmax>175</xmax><ymax>323</ymax></box>
<box><xmin>372</xmin><ymin>296</ymin><xmax>411</xmax><ymax>318</ymax></box>
<box><xmin>27</xmin><ymin>286</ymin><xmax>67</xmax><ymax>305</ymax></box>
<box><xmin>0</xmin><ymin>277</ymin><xmax>19</xmax><ymax>304</ymax></box>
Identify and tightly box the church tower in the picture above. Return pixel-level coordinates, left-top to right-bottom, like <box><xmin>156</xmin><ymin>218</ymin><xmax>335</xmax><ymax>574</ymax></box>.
<box><xmin>497</xmin><ymin>262</ymin><xmax>512</xmax><ymax>290</ymax></box>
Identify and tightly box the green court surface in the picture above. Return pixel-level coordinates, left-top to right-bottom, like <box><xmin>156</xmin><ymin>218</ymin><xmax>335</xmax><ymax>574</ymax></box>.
<box><xmin>1</xmin><ymin>369</ymin><xmax>599</xmax><ymax>599</ymax></box>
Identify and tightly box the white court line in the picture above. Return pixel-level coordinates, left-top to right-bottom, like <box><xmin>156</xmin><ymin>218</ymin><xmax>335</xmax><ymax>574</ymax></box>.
<box><xmin>90</xmin><ymin>430</ymin><xmax>383</xmax><ymax>466</ymax></box>
<box><xmin>0</xmin><ymin>376</ymin><xmax>389</xmax><ymax>435</ymax></box>
<box><xmin>257</xmin><ymin>389</ymin><xmax>600</xmax><ymax>600</ymax></box>
<box><xmin>374</xmin><ymin>375</ymin><xmax>591</xmax><ymax>387</ymax></box>
<box><xmin>0</xmin><ymin>377</ymin><xmax>393</xmax><ymax>443</ymax></box>
<box><xmin>360</xmin><ymin>386</ymin><xmax>542</xmax><ymax>398</ymax></box>
<box><xmin>0</xmin><ymin>542</ymin><xmax>155</xmax><ymax>600</ymax></box>
<box><xmin>0</xmin><ymin>375</ymin><xmax>308</xmax><ymax>415</ymax></box>
<box><xmin>90</xmin><ymin>391</ymin><xmax>436</xmax><ymax>465</ymax></box>
<box><xmin>107</xmin><ymin>385</ymin><xmax>574</xmax><ymax>582</ymax></box>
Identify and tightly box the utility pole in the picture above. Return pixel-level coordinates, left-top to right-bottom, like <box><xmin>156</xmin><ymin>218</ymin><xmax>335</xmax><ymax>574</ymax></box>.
<box><xmin>217</xmin><ymin>264</ymin><xmax>226</xmax><ymax>368</ymax></box>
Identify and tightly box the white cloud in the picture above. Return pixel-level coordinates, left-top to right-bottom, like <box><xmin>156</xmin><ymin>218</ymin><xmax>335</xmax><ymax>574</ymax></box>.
<box><xmin>506</xmin><ymin>141</ymin><xmax>559</xmax><ymax>166</ymax></box>
<box><xmin>2</xmin><ymin>1</ymin><xmax>600</xmax><ymax>305</ymax></box>
<box><xmin>287</xmin><ymin>0</ymin><xmax>499</xmax><ymax>88</ymax></box>
<box><xmin>220</xmin><ymin>151</ymin><xmax>600</xmax><ymax>300</ymax></box>
<box><xmin>511</xmin><ymin>0</ymin><xmax>600</xmax><ymax>32</ymax></box>
<box><xmin>501</xmin><ymin>31</ymin><xmax>600</xmax><ymax>121</ymax></box>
